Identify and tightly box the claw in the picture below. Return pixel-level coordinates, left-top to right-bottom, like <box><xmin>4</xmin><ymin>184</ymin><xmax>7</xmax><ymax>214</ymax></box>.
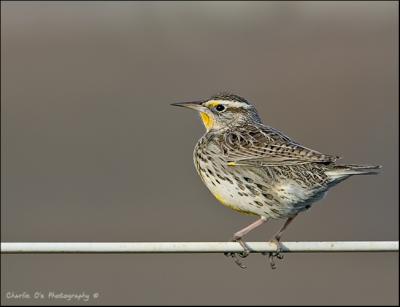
<box><xmin>238</xmin><ymin>251</ymin><xmax>249</xmax><ymax>258</ymax></box>
<box><xmin>263</xmin><ymin>239</ymin><xmax>285</xmax><ymax>269</ymax></box>
<box><xmin>235</xmin><ymin>238</ymin><xmax>251</xmax><ymax>258</ymax></box>
<box><xmin>269</xmin><ymin>253</ymin><xmax>277</xmax><ymax>269</ymax></box>
<box><xmin>224</xmin><ymin>237</ymin><xmax>251</xmax><ymax>269</ymax></box>
<box><xmin>224</xmin><ymin>252</ymin><xmax>247</xmax><ymax>269</ymax></box>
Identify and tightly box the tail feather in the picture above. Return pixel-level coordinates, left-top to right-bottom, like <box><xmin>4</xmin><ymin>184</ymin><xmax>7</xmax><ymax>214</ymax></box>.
<box><xmin>325</xmin><ymin>164</ymin><xmax>382</xmax><ymax>181</ymax></box>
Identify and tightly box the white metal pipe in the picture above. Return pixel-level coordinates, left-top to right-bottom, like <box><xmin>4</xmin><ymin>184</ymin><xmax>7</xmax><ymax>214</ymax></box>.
<box><xmin>1</xmin><ymin>241</ymin><xmax>398</xmax><ymax>254</ymax></box>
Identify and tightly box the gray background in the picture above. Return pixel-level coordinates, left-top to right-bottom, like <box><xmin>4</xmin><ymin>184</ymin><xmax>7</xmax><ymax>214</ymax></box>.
<box><xmin>1</xmin><ymin>1</ymin><xmax>398</xmax><ymax>305</ymax></box>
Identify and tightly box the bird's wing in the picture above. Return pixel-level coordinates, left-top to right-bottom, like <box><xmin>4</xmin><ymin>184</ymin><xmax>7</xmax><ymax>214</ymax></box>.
<box><xmin>221</xmin><ymin>124</ymin><xmax>339</xmax><ymax>167</ymax></box>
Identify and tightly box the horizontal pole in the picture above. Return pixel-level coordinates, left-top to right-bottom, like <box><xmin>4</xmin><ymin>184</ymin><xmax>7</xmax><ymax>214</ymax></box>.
<box><xmin>1</xmin><ymin>241</ymin><xmax>398</xmax><ymax>254</ymax></box>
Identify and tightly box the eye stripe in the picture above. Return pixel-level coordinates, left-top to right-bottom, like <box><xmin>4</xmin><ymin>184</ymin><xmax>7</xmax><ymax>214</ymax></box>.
<box><xmin>207</xmin><ymin>101</ymin><xmax>221</xmax><ymax>108</ymax></box>
<box><xmin>205</xmin><ymin>99</ymin><xmax>251</xmax><ymax>109</ymax></box>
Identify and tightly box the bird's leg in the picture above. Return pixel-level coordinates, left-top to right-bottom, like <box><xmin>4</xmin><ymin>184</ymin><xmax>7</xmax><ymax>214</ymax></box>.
<box><xmin>265</xmin><ymin>214</ymin><xmax>297</xmax><ymax>269</ymax></box>
<box><xmin>225</xmin><ymin>216</ymin><xmax>267</xmax><ymax>269</ymax></box>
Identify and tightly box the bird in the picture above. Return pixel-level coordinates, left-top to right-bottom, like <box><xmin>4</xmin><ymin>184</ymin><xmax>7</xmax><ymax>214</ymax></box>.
<box><xmin>171</xmin><ymin>92</ymin><xmax>381</xmax><ymax>269</ymax></box>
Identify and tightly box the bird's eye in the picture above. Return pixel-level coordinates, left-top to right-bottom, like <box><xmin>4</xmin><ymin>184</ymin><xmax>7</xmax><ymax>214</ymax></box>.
<box><xmin>215</xmin><ymin>104</ymin><xmax>226</xmax><ymax>112</ymax></box>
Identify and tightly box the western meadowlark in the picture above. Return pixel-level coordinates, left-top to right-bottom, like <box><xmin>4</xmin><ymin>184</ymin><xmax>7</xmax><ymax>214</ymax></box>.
<box><xmin>172</xmin><ymin>92</ymin><xmax>381</xmax><ymax>269</ymax></box>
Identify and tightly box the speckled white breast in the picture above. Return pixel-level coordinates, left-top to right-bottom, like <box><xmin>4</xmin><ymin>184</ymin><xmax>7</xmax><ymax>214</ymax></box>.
<box><xmin>193</xmin><ymin>137</ymin><xmax>327</xmax><ymax>219</ymax></box>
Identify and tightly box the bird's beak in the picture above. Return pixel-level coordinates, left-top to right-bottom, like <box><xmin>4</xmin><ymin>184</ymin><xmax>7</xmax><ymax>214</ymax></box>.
<box><xmin>171</xmin><ymin>101</ymin><xmax>204</xmax><ymax>111</ymax></box>
<box><xmin>171</xmin><ymin>100</ymin><xmax>214</xmax><ymax>131</ymax></box>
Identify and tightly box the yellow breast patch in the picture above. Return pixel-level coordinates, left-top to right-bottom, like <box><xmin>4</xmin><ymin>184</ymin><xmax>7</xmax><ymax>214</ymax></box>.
<box><xmin>213</xmin><ymin>193</ymin><xmax>256</xmax><ymax>216</ymax></box>
<box><xmin>214</xmin><ymin>193</ymin><xmax>227</xmax><ymax>205</ymax></box>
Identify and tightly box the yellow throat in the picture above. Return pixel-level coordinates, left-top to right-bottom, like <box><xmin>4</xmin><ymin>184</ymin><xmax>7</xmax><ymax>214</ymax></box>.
<box><xmin>200</xmin><ymin>112</ymin><xmax>214</xmax><ymax>131</ymax></box>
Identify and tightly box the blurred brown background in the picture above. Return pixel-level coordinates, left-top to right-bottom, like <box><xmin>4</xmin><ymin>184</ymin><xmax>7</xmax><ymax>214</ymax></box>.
<box><xmin>1</xmin><ymin>1</ymin><xmax>398</xmax><ymax>305</ymax></box>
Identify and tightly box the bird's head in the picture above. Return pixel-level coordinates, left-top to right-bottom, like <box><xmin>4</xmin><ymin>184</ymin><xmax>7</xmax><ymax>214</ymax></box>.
<box><xmin>172</xmin><ymin>93</ymin><xmax>261</xmax><ymax>131</ymax></box>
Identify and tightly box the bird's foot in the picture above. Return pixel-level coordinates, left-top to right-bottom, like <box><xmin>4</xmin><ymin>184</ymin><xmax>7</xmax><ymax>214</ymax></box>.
<box><xmin>262</xmin><ymin>238</ymin><xmax>284</xmax><ymax>270</ymax></box>
<box><xmin>224</xmin><ymin>238</ymin><xmax>251</xmax><ymax>269</ymax></box>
